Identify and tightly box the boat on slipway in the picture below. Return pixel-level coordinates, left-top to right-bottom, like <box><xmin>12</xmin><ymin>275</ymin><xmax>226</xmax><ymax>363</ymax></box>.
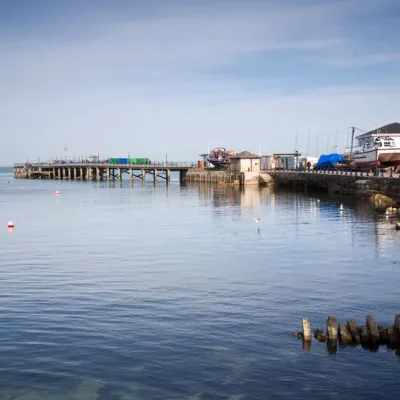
<box><xmin>206</xmin><ymin>148</ymin><xmax>234</xmax><ymax>168</ymax></box>
<box><xmin>344</xmin><ymin>123</ymin><xmax>400</xmax><ymax>168</ymax></box>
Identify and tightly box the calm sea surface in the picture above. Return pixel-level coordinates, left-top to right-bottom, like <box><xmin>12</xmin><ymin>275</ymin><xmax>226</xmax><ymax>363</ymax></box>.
<box><xmin>0</xmin><ymin>167</ymin><xmax>399</xmax><ymax>399</ymax></box>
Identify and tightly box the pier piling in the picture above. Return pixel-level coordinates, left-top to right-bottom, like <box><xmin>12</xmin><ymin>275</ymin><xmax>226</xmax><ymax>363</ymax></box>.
<box><xmin>294</xmin><ymin>314</ymin><xmax>400</xmax><ymax>354</ymax></box>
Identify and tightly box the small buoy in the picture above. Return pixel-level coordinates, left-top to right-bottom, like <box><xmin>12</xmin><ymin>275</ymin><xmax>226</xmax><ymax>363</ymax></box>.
<box><xmin>53</xmin><ymin>190</ymin><xmax>60</xmax><ymax>195</ymax></box>
<box><xmin>7</xmin><ymin>221</ymin><xmax>14</xmax><ymax>228</ymax></box>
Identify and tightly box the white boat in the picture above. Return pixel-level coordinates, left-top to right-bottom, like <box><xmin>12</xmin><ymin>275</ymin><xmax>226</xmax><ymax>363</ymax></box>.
<box><xmin>344</xmin><ymin>122</ymin><xmax>400</xmax><ymax>168</ymax></box>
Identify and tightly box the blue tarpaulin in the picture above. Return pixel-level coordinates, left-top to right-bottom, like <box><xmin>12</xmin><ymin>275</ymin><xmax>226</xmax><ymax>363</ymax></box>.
<box><xmin>316</xmin><ymin>153</ymin><xmax>344</xmax><ymax>167</ymax></box>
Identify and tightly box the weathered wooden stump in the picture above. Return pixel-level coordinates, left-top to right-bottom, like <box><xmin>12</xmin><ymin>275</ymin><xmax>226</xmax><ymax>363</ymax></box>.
<box><xmin>347</xmin><ymin>319</ymin><xmax>361</xmax><ymax>344</ymax></box>
<box><xmin>366</xmin><ymin>315</ymin><xmax>380</xmax><ymax>345</ymax></box>
<box><xmin>302</xmin><ymin>340</ymin><xmax>311</xmax><ymax>351</ymax></box>
<box><xmin>378</xmin><ymin>326</ymin><xmax>388</xmax><ymax>344</ymax></box>
<box><xmin>394</xmin><ymin>314</ymin><xmax>400</xmax><ymax>336</ymax></box>
<box><xmin>359</xmin><ymin>326</ymin><xmax>371</xmax><ymax>344</ymax></box>
<box><xmin>327</xmin><ymin>340</ymin><xmax>337</xmax><ymax>354</ymax></box>
<box><xmin>387</xmin><ymin>325</ymin><xmax>398</xmax><ymax>347</ymax></box>
<box><xmin>302</xmin><ymin>318</ymin><xmax>312</xmax><ymax>341</ymax></box>
<box><xmin>314</xmin><ymin>329</ymin><xmax>327</xmax><ymax>342</ymax></box>
<box><xmin>326</xmin><ymin>316</ymin><xmax>338</xmax><ymax>341</ymax></box>
<box><xmin>338</xmin><ymin>323</ymin><xmax>352</xmax><ymax>342</ymax></box>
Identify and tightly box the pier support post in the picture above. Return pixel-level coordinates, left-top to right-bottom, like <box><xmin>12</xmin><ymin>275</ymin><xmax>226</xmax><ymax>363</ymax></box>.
<box><xmin>326</xmin><ymin>316</ymin><xmax>338</xmax><ymax>341</ymax></box>
<box><xmin>154</xmin><ymin>169</ymin><xmax>158</xmax><ymax>185</ymax></box>
<box><xmin>68</xmin><ymin>168</ymin><xmax>71</xmax><ymax>179</ymax></box>
<box><xmin>180</xmin><ymin>169</ymin><xmax>188</xmax><ymax>182</ymax></box>
<box><xmin>141</xmin><ymin>169</ymin><xmax>145</xmax><ymax>183</ymax></box>
<box><xmin>302</xmin><ymin>318</ymin><xmax>311</xmax><ymax>341</ymax></box>
<box><xmin>106</xmin><ymin>168</ymin><xmax>110</xmax><ymax>180</ymax></box>
<box><xmin>118</xmin><ymin>168</ymin><xmax>121</xmax><ymax>181</ymax></box>
<box><xmin>394</xmin><ymin>314</ymin><xmax>400</xmax><ymax>336</ymax></box>
<box><xmin>73</xmin><ymin>168</ymin><xmax>77</xmax><ymax>180</ymax></box>
<box><xmin>87</xmin><ymin>167</ymin><xmax>91</xmax><ymax>180</ymax></box>
<box><xmin>366</xmin><ymin>315</ymin><xmax>380</xmax><ymax>345</ymax></box>
<box><xmin>80</xmin><ymin>168</ymin><xmax>83</xmax><ymax>180</ymax></box>
<box><xmin>166</xmin><ymin>169</ymin><xmax>171</xmax><ymax>184</ymax></box>
<box><xmin>347</xmin><ymin>319</ymin><xmax>361</xmax><ymax>344</ymax></box>
<box><xmin>96</xmin><ymin>167</ymin><xmax>100</xmax><ymax>180</ymax></box>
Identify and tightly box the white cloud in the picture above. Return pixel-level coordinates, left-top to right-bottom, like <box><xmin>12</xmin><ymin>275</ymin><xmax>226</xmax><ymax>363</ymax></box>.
<box><xmin>1</xmin><ymin>0</ymin><xmax>399</xmax><ymax>164</ymax></box>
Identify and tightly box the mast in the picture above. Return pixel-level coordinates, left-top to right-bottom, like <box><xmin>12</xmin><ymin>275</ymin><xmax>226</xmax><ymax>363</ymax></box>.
<box><xmin>350</xmin><ymin>126</ymin><xmax>355</xmax><ymax>154</ymax></box>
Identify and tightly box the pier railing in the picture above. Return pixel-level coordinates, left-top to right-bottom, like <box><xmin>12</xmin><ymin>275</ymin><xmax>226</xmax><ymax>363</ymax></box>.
<box><xmin>14</xmin><ymin>161</ymin><xmax>196</xmax><ymax>169</ymax></box>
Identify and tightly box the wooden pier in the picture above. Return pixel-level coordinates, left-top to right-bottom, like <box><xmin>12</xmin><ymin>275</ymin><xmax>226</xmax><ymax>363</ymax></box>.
<box><xmin>14</xmin><ymin>162</ymin><xmax>195</xmax><ymax>184</ymax></box>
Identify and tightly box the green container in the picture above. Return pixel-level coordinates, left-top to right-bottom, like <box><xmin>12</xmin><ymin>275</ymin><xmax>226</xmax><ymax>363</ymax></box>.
<box><xmin>128</xmin><ymin>158</ymin><xmax>149</xmax><ymax>164</ymax></box>
<box><xmin>108</xmin><ymin>158</ymin><xmax>119</xmax><ymax>164</ymax></box>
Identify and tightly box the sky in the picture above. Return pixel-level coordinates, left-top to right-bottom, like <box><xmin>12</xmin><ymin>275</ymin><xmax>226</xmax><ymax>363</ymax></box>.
<box><xmin>1</xmin><ymin>0</ymin><xmax>400</xmax><ymax>164</ymax></box>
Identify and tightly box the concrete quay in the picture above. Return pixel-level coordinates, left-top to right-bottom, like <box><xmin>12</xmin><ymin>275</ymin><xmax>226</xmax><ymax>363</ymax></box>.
<box><xmin>269</xmin><ymin>169</ymin><xmax>400</xmax><ymax>206</ymax></box>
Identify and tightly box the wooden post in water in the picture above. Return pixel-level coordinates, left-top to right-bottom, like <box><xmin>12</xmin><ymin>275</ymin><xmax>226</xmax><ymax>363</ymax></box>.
<box><xmin>302</xmin><ymin>318</ymin><xmax>312</xmax><ymax>341</ymax></box>
<box><xmin>154</xmin><ymin>169</ymin><xmax>158</xmax><ymax>185</ymax></box>
<box><xmin>338</xmin><ymin>323</ymin><xmax>352</xmax><ymax>342</ymax></box>
<box><xmin>141</xmin><ymin>169</ymin><xmax>145</xmax><ymax>183</ymax></box>
<box><xmin>118</xmin><ymin>168</ymin><xmax>121</xmax><ymax>181</ymax></box>
<box><xmin>166</xmin><ymin>169</ymin><xmax>171</xmax><ymax>184</ymax></box>
<box><xmin>394</xmin><ymin>314</ymin><xmax>400</xmax><ymax>336</ymax></box>
<box><xmin>366</xmin><ymin>315</ymin><xmax>380</xmax><ymax>345</ymax></box>
<box><xmin>130</xmin><ymin>168</ymin><xmax>133</xmax><ymax>180</ymax></box>
<box><xmin>347</xmin><ymin>319</ymin><xmax>361</xmax><ymax>344</ymax></box>
<box><xmin>326</xmin><ymin>316</ymin><xmax>338</xmax><ymax>341</ymax></box>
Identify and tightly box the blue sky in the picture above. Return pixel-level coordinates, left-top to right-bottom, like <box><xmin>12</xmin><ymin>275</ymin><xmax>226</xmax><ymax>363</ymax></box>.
<box><xmin>1</xmin><ymin>0</ymin><xmax>400</xmax><ymax>164</ymax></box>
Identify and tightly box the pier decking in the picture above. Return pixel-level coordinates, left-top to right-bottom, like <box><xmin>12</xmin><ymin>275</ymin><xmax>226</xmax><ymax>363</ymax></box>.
<box><xmin>14</xmin><ymin>162</ymin><xmax>195</xmax><ymax>183</ymax></box>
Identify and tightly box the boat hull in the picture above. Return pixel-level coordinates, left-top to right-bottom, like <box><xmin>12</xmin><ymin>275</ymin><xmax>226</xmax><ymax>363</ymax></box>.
<box><xmin>346</xmin><ymin>148</ymin><xmax>400</xmax><ymax>168</ymax></box>
<box><xmin>206</xmin><ymin>157</ymin><xmax>228</xmax><ymax>168</ymax></box>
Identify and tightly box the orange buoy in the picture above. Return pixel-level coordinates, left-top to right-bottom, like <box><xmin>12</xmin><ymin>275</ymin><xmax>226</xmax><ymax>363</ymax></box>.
<box><xmin>8</xmin><ymin>221</ymin><xmax>14</xmax><ymax>228</ymax></box>
<box><xmin>53</xmin><ymin>190</ymin><xmax>60</xmax><ymax>195</ymax></box>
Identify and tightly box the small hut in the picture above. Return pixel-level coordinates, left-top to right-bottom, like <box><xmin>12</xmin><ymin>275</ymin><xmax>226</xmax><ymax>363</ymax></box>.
<box><xmin>229</xmin><ymin>151</ymin><xmax>260</xmax><ymax>173</ymax></box>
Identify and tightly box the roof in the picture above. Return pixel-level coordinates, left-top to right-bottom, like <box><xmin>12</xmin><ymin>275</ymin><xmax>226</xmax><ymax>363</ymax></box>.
<box><xmin>356</xmin><ymin>122</ymin><xmax>400</xmax><ymax>139</ymax></box>
<box><xmin>230</xmin><ymin>151</ymin><xmax>260</xmax><ymax>159</ymax></box>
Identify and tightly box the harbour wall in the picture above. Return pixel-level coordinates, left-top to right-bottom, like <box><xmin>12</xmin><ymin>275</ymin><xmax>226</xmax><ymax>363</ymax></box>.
<box><xmin>185</xmin><ymin>169</ymin><xmax>274</xmax><ymax>186</ymax></box>
<box><xmin>270</xmin><ymin>171</ymin><xmax>400</xmax><ymax>206</ymax></box>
